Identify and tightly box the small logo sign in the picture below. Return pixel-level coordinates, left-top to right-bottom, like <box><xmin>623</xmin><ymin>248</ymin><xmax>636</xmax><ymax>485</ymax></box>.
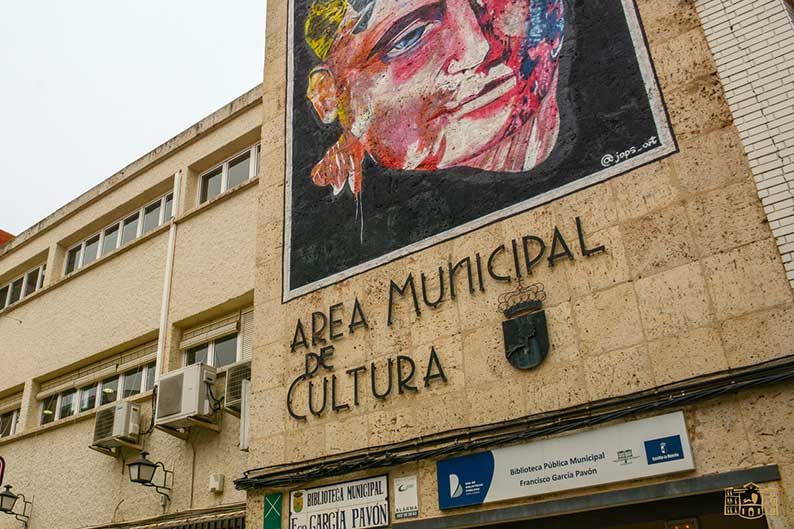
<box><xmin>724</xmin><ymin>482</ymin><xmax>777</xmax><ymax>519</ymax></box>
<box><xmin>498</xmin><ymin>283</ymin><xmax>549</xmax><ymax>370</ymax></box>
<box><xmin>644</xmin><ymin>435</ymin><xmax>684</xmax><ymax>465</ymax></box>
<box><xmin>449</xmin><ymin>474</ymin><xmax>463</xmax><ymax>498</ymax></box>
<box><xmin>614</xmin><ymin>449</ymin><xmax>639</xmax><ymax>465</ymax></box>
<box><xmin>292</xmin><ymin>491</ymin><xmax>304</xmax><ymax>513</ymax></box>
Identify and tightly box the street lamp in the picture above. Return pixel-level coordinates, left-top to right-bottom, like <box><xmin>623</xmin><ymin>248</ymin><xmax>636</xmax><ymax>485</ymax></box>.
<box><xmin>127</xmin><ymin>451</ymin><xmax>172</xmax><ymax>504</ymax></box>
<box><xmin>0</xmin><ymin>485</ymin><xmax>32</xmax><ymax>528</ymax></box>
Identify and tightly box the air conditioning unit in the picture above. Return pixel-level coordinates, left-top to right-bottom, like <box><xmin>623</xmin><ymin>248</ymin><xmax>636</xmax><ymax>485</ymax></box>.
<box><xmin>156</xmin><ymin>363</ymin><xmax>217</xmax><ymax>429</ymax></box>
<box><xmin>93</xmin><ymin>401</ymin><xmax>141</xmax><ymax>449</ymax></box>
<box><xmin>224</xmin><ymin>360</ymin><xmax>251</xmax><ymax>413</ymax></box>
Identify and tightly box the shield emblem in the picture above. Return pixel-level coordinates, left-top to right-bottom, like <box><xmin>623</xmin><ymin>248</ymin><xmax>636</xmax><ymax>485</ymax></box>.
<box><xmin>502</xmin><ymin>311</ymin><xmax>549</xmax><ymax>370</ymax></box>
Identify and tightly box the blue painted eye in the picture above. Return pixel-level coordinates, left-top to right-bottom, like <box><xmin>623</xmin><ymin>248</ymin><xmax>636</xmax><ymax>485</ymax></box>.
<box><xmin>390</xmin><ymin>26</ymin><xmax>426</xmax><ymax>53</ymax></box>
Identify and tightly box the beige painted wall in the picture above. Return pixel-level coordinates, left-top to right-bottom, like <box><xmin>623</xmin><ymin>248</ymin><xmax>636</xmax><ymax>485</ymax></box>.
<box><xmin>247</xmin><ymin>0</ymin><xmax>794</xmax><ymax>524</ymax></box>
<box><xmin>0</xmin><ymin>92</ymin><xmax>263</xmax><ymax>529</ymax></box>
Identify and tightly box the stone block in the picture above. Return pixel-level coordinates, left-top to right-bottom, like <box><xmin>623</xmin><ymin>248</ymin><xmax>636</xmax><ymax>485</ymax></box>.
<box><xmin>462</xmin><ymin>323</ymin><xmax>515</xmax><ymax>386</ymax></box>
<box><xmin>326</xmin><ymin>414</ymin><xmax>369</xmax><ymax>455</ymax></box>
<box><xmin>635</xmin><ymin>262</ymin><xmax>712</xmax><ymax>339</ymax></box>
<box><xmin>622</xmin><ymin>204</ymin><xmax>697</xmax><ymax>278</ymax></box>
<box><xmin>573</xmin><ymin>283</ymin><xmax>645</xmax><ymax>356</ymax></box>
<box><xmin>703</xmin><ymin>238</ymin><xmax>793</xmax><ymax>320</ymax></box>
<box><xmin>466</xmin><ymin>380</ymin><xmax>529</xmax><ymax>426</ymax></box>
<box><xmin>666</xmin><ymin>74</ymin><xmax>733</xmax><ymax>138</ymax></box>
<box><xmin>553</xmin><ymin>183</ymin><xmax>619</xmax><ymax>234</ymax></box>
<box><xmin>563</xmin><ymin>226</ymin><xmax>629</xmax><ymax>298</ymax></box>
<box><xmin>412</xmin><ymin>390</ymin><xmax>469</xmax><ymax>437</ymax></box>
<box><xmin>525</xmin><ymin>360</ymin><xmax>590</xmax><ymax>415</ymax></box>
<box><xmin>687</xmin><ymin>181</ymin><xmax>770</xmax><ymax>256</ymax></box>
<box><xmin>653</xmin><ymin>28</ymin><xmax>717</xmax><ymax>90</ymax></box>
<box><xmin>671</xmin><ymin>126</ymin><xmax>752</xmax><ymax>194</ymax></box>
<box><xmin>636</xmin><ymin>0</ymin><xmax>700</xmax><ymax>47</ymax></box>
<box><xmin>738</xmin><ymin>387</ymin><xmax>794</xmax><ymax>465</ymax></box>
<box><xmin>583</xmin><ymin>344</ymin><xmax>655</xmax><ymax>400</ymax></box>
<box><xmin>687</xmin><ymin>396</ymin><xmax>754</xmax><ymax>474</ymax></box>
<box><xmin>544</xmin><ymin>302</ymin><xmax>580</xmax><ymax>363</ymax></box>
<box><xmin>611</xmin><ymin>160</ymin><xmax>679</xmax><ymax>221</ymax></box>
<box><xmin>720</xmin><ymin>304</ymin><xmax>794</xmax><ymax>368</ymax></box>
<box><xmin>647</xmin><ymin>327</ymin><xmax>727</xmax><ymax>385</ymax></box>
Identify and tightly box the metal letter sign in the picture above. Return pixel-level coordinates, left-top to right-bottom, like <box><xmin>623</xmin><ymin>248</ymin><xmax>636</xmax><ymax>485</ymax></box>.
<box><xmin>502</xmin><ymin>311</ymin><xmax>549</xmax><ymax>370</ymax></box>
<box><xmin>499</xmin><ymin>283</ymin><xmax>549</xmax><ymax>370</ymax></box>
<box><xmin>0</xmin><ymin>456</ymin><xmax>4</xmax><ymax>486</ymax></box>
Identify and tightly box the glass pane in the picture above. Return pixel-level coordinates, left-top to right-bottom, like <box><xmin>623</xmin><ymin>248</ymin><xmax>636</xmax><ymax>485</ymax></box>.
<box><xmin>100</xmin><ymin>376</ymin><xmax>119</xmax><ymax>405</ymax></box>
<box><xmin>59</xmin><ymin>390</ymin><xmax>76</xmax><ymax>418</ymax></box>
<box><xmin>83</xmin><ymin>235</ymin><xmax>100</xmax><ymax>266</ymax></box>
<box><xmin>102</xmin><ymin>224</ymin><xmax>119</xmax><ymax>256</ymax></box>
<box><xmin>24</xmin><ymin>268</ymin><xmax>40</xmax><ymax>297</ymax></box>
<box><xmin>163</xmin><ymin>194</ymin><xmax>173</xmax><ymax>222</ymax></box>
<box><xmin>80</xmin><ymin>384</ymin><xmax>97</xmax><ymax>412</ymax></box>
<box><xmin>120</xmin><ymin>214</ymin><xmax>139</xmax><ymax>246</ymax></box>
<box><xmin>41</xmin><ymin>395</ymin><xmax>57</xmax><ymax>424</ymax></box>
<box><xmin>122</xmin><ymin>367</ymin><xmax>143</xmax><ymax>398</ymax></box>
<box><xmin>66</xmin><ymin>246</ymin><xmax>81</xmax><ymax>274</ymax></box>
<box><xmin>200</xmin><ymin>167</ymin><xmax>223</xmax><ymax>203</ymax></box>
<box><xmin>142</xmin><ymin>201</ymin><xmax>161</xmax><ymax>234</ymax></box>
<box><xmin>144</xmin><ymin>362</ymin><xmax>156</xmax><ymax>391</ymax></box>
<box><xmin>186</xmin><ymin>344</ymin><xmax>209</xmax><ymax>366</ymax></box>
<box><xmin>227</xmin><ymin>152</ymin><xmax>251</xmax><ymax>189</ymax></box>
<box><xmin>214</xmin><ymin>333</ymin><xmax>238</xmax><ymax>368</ymax></box>
<box><xmin>0</xmin><ymin>411</ymin><xmax>16</xmax><ymax>437</ymax></box>
<box><xmin>0</xmin><ymin>286</ymin><xmax>8</xmax><ymax>310</ymax></box>
<box><xmin>8</xmin><ymin>278</ymin><xmax>23</xmax><ymax>305</ymax></box>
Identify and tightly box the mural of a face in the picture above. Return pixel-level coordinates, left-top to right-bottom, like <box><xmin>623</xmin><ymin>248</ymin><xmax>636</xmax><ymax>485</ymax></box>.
<box><xmin>305</xmin><ymin>0</ymin><xmax>565</xmax><ymax>194</ymax></box>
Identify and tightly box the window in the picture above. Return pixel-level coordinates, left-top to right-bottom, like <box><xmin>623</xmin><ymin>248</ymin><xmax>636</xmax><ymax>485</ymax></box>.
<box><xmin>101</xmin><ymin>224</ymin><xmax>119</xmax><ymax>256</ymax></box>
<box><xmin>79</xmin><ymin>384</ymin><xmax>97</xmax><ymax>412</ymax></box>
<box><xmin>120</xmin><ymin>213</ymin><xmax>140</xmax><ymax>246</ymax></box>
<box><xmin>144</xmin><ymin>362</ymin><xmax>156</xmax><ymax>391</ymax></box>
<box><xmin>100</xmin><ymin>376</ymin><xmax>119</xmax><ymax>405</ymax></box>
<box><xmin>82</xmin><ymin>234</ymin><xmax>100</xmax><ymax>267</ymax></box>
<box><xmin>142</xmin><ymin>201</ymin><xmax>162</xmax><ymax>234</ymax></box>
<box><xmin>0</xmin><ymin>410</ymin><xmax>18</xmax><ymax>438</ymax></box>
<box><xmin>198</xmin><ymin>144</ymin><xmax>260</xmax><ymax>205</ymax></box>
<box><xmin>63</xmin><ymin>192</ymin><xmax>173</xmax><ymax>276</ymax></box>
<box><xmin>0</xmin><ymin>263</ymin><xmax>46</xmax><ymax>309</ymax></box>
<box><xmin>41</xmin><ymin>395</ymin><xmax>57</xmax><ymax>424</ymax></box>
<box><xmin>122</xmin><ymin>367</ymin><xmax>143</xmax><ymax>399</ymax></box>
<box><xmin>185</xmin><ymin>333</ymin><xmax>239</xmax><ymax>368</ymax></box>
<box><xmin>59</xmin><ymin>389</ymin><xmax>76</xmax><ymax>419</ymax></box>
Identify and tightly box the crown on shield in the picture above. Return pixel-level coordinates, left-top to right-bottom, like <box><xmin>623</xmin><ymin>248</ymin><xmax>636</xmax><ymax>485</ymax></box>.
<box><xmin>498</xmin><ymin>281</ymin><xmax>546</xmax><ymax>318</ymax></box>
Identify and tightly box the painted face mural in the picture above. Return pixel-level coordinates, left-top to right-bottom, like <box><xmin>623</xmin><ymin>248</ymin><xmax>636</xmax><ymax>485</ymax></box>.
<box><xmin>285</xmin><ymin>0</ymin><xmax>677</xmax><ymax>301</ymax></box>
<box><xmin>305</xmin><ymin>0</ymin><xmax>565</xmax><ymax>195</ymax></box>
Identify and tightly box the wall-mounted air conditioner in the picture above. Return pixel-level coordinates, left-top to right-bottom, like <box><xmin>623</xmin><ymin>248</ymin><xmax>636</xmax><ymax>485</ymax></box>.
<box><xmin>155</xmin><ymin>363</ymin><xmax>217</xmax><ymax>429</ymax></box>
<box><xmin>92</xmin><ymin>401</ymin><xmax>141</xmax><ymax>449</ymax></box>
<box><xmin>224</xmin><ymin>360</ymin><xmax>251</xmax><ymax>413</ymax></box>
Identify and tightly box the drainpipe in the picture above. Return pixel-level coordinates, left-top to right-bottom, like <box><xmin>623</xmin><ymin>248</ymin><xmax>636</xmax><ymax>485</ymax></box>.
<box><xmin>155</xmin><ymin>170</ymin><xmax>181</xmax><ymax>386</ymax></box>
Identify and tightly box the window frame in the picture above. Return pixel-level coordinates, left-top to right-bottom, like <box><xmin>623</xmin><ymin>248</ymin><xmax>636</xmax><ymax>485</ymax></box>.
<box><xmin>63</xmin><ymin>192</ymin><xmax>173</xmax><ymax>276</ymax></box>
<box><xmin>0</xmin><ymin>409</ymin><xmax>19</xmax><ymax>438</ymax></box>
<box><xmin>39</xmin><ymin>361</ymin><xmax>156</xmax><ymax>426</ymax></box>
<box><xmin>197</xmin><ymin>144</ymin><xmax>260</xmax><ymax>205</ymax></box>
<box><xmin>0</xmin><ymin>262</ymin><xmax>47</xmax><ymax>309</ymax></box>
<box><xmin>183</xmin><ymin>332</ymin><xmax>242</xmax><ymax>369</ymax></box>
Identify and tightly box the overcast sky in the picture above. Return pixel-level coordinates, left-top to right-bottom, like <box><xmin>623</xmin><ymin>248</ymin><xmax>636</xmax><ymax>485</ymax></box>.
<box><xmin>0</xmin><ymin>0</ymin><xmax>265</xmax><ymax>236</ymax></box>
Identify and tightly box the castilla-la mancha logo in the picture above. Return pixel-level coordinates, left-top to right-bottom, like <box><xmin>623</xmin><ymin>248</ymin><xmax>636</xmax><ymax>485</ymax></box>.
<box><xmin>498</xmin><ymin>282</ymin><xmax>549</xmax><ymax>370</ymax></box>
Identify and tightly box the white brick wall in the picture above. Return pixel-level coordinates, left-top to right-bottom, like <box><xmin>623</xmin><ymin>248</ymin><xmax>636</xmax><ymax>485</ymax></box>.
<box><xmin>695</xmin><ymin>0</ymin><xmax>794</xmax><ymax>288</ymax></box>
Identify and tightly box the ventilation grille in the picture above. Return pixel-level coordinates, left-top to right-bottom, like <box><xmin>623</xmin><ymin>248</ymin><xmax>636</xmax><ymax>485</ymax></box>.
<box><xmin>157</xmin><ymin>373</ymin><xmax>184</xmax><ymax>419</ymax></box>
<box><xmin>93</xmin><ymin>407</ymin><xmax>116</xmax><ymax>443</ymax></box>
<box><xmin>225</xmin><ymin>361</ymin><xmax>251</xmax><ymax>411</ymax></box>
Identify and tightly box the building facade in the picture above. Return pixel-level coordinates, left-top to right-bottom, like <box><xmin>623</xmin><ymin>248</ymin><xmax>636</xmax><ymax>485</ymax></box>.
<box><xmin>2</xmin><ymin>0</ymin><xmax>794</xmax><ymax>528</ymax></box>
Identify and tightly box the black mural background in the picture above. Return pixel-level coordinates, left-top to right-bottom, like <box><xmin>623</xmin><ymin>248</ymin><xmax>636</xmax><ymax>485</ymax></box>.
<box><xmin>287</xmin><ymin>0</ymin><xmax>668</xmax><ymax>293</ymax></box>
